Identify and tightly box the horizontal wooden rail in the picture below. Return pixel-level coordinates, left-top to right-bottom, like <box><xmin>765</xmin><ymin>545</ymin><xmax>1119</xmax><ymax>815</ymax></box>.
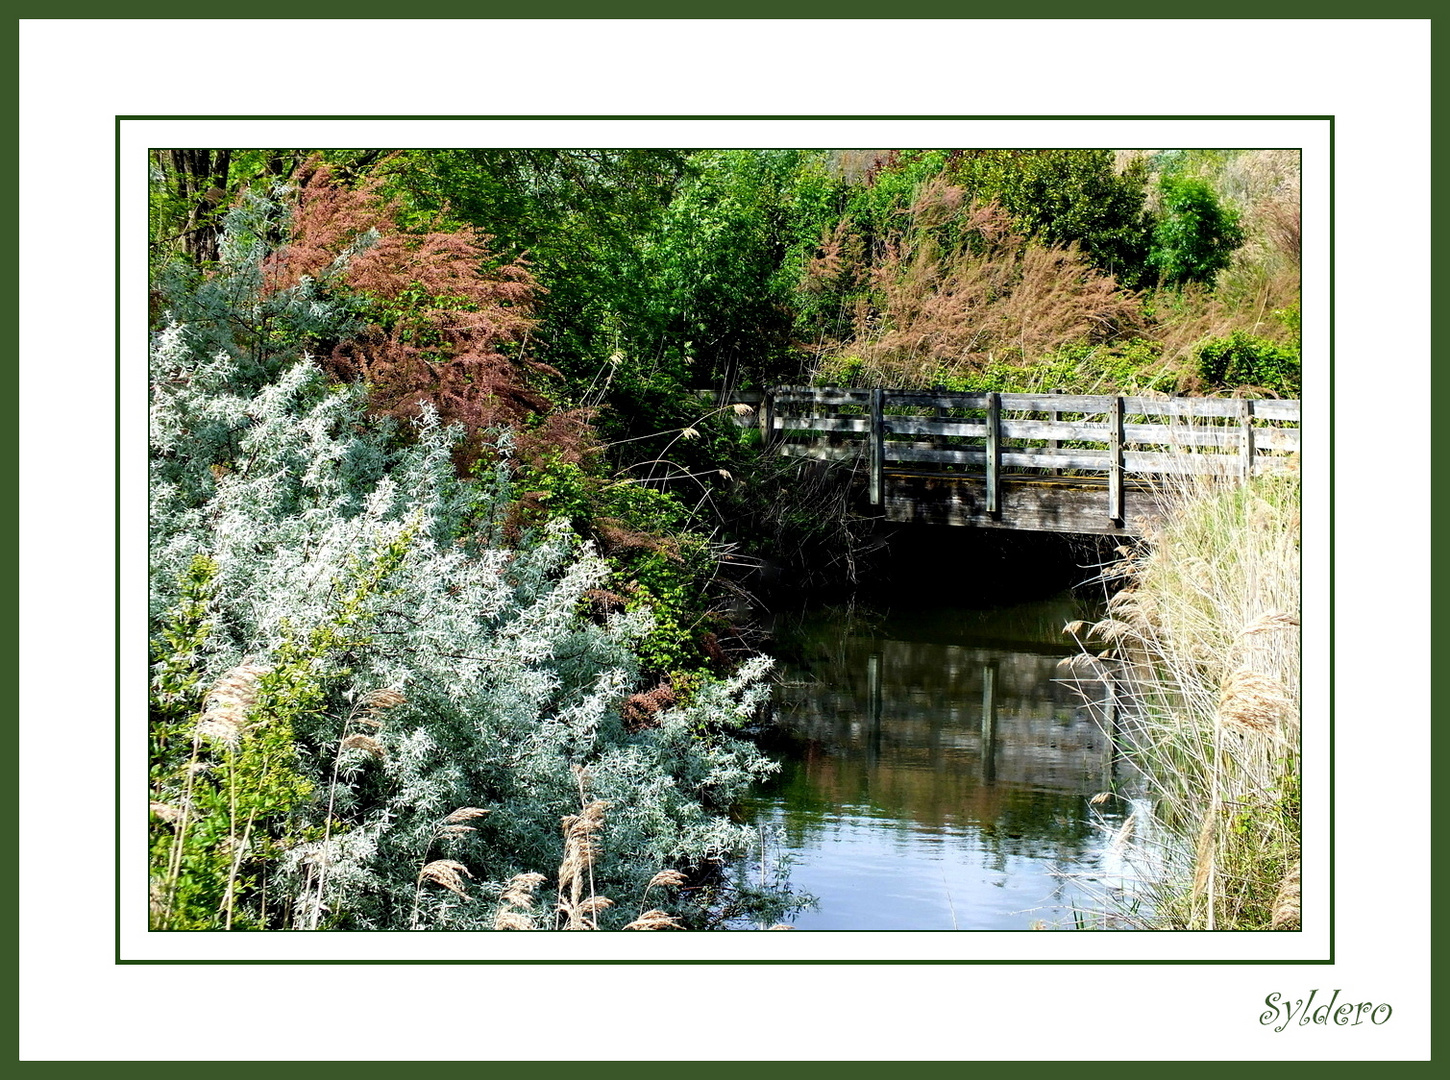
<box><xmin>762</xmin><ymin>385</ymin><xmax>1301</xmax><ymax>532</ymax></box>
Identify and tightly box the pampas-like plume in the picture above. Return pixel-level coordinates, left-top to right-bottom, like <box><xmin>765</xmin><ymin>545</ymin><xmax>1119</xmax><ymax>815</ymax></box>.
<box><xmin>558</xmin><ymin>799</ymin><xmax>611</xmax><ymax>929</ymax></box>
<box><xmin>1271</xmin><ymin>859</ymin><xmax>1301</xmax><ymax>930</ymax></box>
<box><xmin>622</xmin><ymin>909</ymin><xmax>682</xmax><ymax>930</ymax></box>
<box><xmin>500</xmin><ymin>872</ymin><xmax>546</xmax><ymax>911</ymax></box>
<box><xmin>195</xmin><ymin>663</ymin><xmax>270</xmax><ymax>746</ymax></box>
<box><xmin>494</xmin><ymin>910</ymin><xmax>535</xmax><ymax>931</ymax></box>
<box><xmin>495</xmin><ymin>871</ymin><xmax>547</xmax><ymax>930</ymax></box>
<box><xmin>339</xmin><ymin>733</ymin><xmax>385</xmax><ymax>758</ymax></box>
<box><xmin>418</xmin><ymin>859</ymin><xmax>473</xmax><ymax>897</ymax></box>
<box><xmin>444</xmin><ymin>807</ymin><xmax>491</xmax><ymax>823</ymax></box>
<box><xmin>362</xmin><ymin>688</ymin><xmax>407</xmax><ymax>713</ymax></box>
<box><xmin>646</xmin><ymin>869</ymin><xmax>688</xmax><ymax>891</ymax></box>
<box><xmin>1238</xmin><ymin>611</ymin><xmax>1300</xmax><ymax>638</ymax></box>
<box><xmin>1216</xmin><ymin>667</ymin><xmax>1293</xmax><ymax>736</ymax></box>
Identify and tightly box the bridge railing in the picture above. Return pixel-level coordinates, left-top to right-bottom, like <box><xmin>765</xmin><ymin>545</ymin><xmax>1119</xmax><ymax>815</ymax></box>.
<box><xmin>763</xmin><ymin>386</ymin><xmax>1301</xmax><ymax>513</ymax></box>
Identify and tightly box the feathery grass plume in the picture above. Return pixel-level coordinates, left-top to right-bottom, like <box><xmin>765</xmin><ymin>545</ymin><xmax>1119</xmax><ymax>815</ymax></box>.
<box><xmin>444</xmin><ymin>807</ymin><xmax>492</xmax><ymax>824</ymax></box>
<box><xmin>622</xmin><ymin>909</ymin><xmax>683</xmax><ymax>930</ymax></box>
<box><xmin>362</xmin><ymin>688</ymin><xmax>407</xmax><ymax>713</ymax></box>
<box><xmin>1271</xmin><ymin>859</ymin><xmax>1301</xmax><ymax>930</ymax></box>
<box><xmin>646</xmin><ymin>869</ymin><xmax>689</xmax><ymax>891</ymax></box>
<box><xmin>195</xmin><ymin>663</ymin><xmax>269</xmax><ymax>747</ymax></box>
<box><xmin>499</xmin><ymin>872</ymin><xmax>547</xmax><ymax>911</ymax></box>
<box><xmin>494</xmin><ymin>871</ymin><xmax>547</xmax><ymax>930</ymax></box>
<box><xmin>1216</xmin><ymin>667</ymin><xmax>1293</xmax><ymax>737</ymax></box>
<box><xmin>494</xmin><ymin>910</ymin><xmax>536</xmax><ymax>931</ymax></box>
<box><xmin>339</xmin><ymin>733</ymin><xmax>385</xmax><ymax>758</ymax></box>
<box><xmin>418</xmin><ymin>859</ymin><xmax>473</xmax><ymax>897</ymax></box>
<box><xmin>1239</xmin><ymin>611</ymin><xmax>1300</xmax><ymax>638</ymax></box>
<box><xmin>1078</xmin><ymin>446</ymin><xmax>1300</xmax><ymax>930</ymax></box>
<box><xmin>557</xmin><ymin>799</ymin><xmax>611</xmax><ymax>930</ymax></box>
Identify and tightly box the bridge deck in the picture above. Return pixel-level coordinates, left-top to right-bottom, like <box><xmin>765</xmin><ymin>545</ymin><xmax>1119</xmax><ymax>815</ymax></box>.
<box><xmin>756</xmin><ymin>386</ymin><xmax>1300</xmax><ymax>537</ymax></box>
<box><xmin>882</xmin><ymin>470</ymin><xmax>1166</xmax><ymax>535</ymax></box>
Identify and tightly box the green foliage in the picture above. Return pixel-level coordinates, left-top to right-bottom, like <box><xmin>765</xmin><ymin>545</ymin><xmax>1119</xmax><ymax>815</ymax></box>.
<box><xmin>149</xmin><ymin>190</ymin><xmax>795</xmax><ymax>931</ymax></box>
<box><xmin>943</xmin><ymin>149</ymin><xmax>1154</xmax><ymax>287</ymax></box>
<box><xmin>1148</xmin><ymin>176</ymin><xmax>1245</xmax><ymax>287</ymax></box>
<box><xmin>514</xmin><ymin>452</ymin><xmax>722</xmax><ymax>682</ymax></box>
<box><xmin>149</xmin><ymin>530</ymin><xmax>415</xmax><ymax>930</ymax></box>
<box><xmin>641</xmin><ymin>150</ymin><xmax>821</xmax><ymax>390</ymax></box>
<box><xmin>1195</xmin><ymin>331</ymin><xmax>1301</xmax><ymax>395</ymax></box>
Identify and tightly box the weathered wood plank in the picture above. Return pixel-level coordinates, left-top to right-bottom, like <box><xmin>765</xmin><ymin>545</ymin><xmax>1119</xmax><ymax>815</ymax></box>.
<box><xmin>1123</xmin><ymin>450</ymin><xmax>1250</xmax><ymax>476</ymax></box>
<box><xmin>778</xmin><ymin>443</ymin><xmax>863</xmax><ymax>462</ymax></box>
<box><xmin>998</xmin><ymin>392</ymin><xmax>1114</xmax><ymax>413</ymax></box>
<box><xmin>884</xmin><ymin>445</ymin><xmax>987</xmax><ymax>466</ymax></box>
<box><xmin>881</xmin><ymin>417</ymin><xmax>990</xmax><ymax>439</ymax></box>
<box><xmin>1238</xmin><ymin>398</ymin><xmax>1254</xmax><ymax>479</ymax></box>
<box><xmin>1255</xmin><ymin>428</ymin><xmax>1300</xmax><ymax>451</ymax></box>
<box><xmin>772</xmin><ymin>387</ymin><xmax>872</xmax><ymax>406</ymax></box>
<box><xmin>888</xmin><ymin>391</ymin><xmax>993</xmax><ymax>410</ymax></box>
<box><xmin>870</xmin><ymin>387</ymin><xmax>885</xmax><ymax>507</ymax></box>
<box><xmin>1120</xmin><ymin>396</ymin><xmax>1299</xmax><ymax>419</ymax></box>
<box><xmin>986</xmin><ymin>391</ymin><xmax>1001</xmax><ymax>513</ymax></box>
<box><xmin>885</xmin><ymin>445</ymin><xmax>1115</xmax><ymax>470</ymax></box>
<box><xmin>884</xmin><ymin>474</ymin><xmax>1166</xmax><ymax>536</ymax></box>
<box><xmin>1251</xmin><ymin>399</ymin><xmax>1301</xmax><ymax>421</ymax></box>
<box><xmin>775</xmin><ymin>415</ymin><xmax>873</xmax><ymax>434</ymax></box>
<box><xmin>1108</xmin><ymin>395</ymin><xmax>1125</xmax><ymax>524</ymax></box>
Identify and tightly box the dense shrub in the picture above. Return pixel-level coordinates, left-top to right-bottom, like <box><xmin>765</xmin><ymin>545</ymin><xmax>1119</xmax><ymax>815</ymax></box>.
<box><xmin>148</xmin><ymin>182</ymin><xmax>798</xmax><ymax>931</ymax></box>
<box><xmin>1148</xmin><ymin>176</ymin><xmax>1245</xmax><ymax>287</ymax></box>
<box><xmin>1195</xmin><ymin>331</ymin><xmax>1301</xmax><ymax>396</ymax></box>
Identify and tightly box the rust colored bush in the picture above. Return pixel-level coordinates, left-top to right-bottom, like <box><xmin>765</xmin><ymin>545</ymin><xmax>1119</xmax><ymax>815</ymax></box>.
<box><xmin>263</xmin><ymin>160</ymin><xmax>593</xmax><ymax>471</ymax></box>
<box><xmin>808</xmin><ymin>180</ymin><xmax>1143</xmax><ymax>385</ymax></box>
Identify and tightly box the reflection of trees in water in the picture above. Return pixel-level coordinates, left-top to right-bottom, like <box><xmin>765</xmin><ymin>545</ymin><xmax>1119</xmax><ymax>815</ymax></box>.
<box><xmin>763</xmin><ymin>621</ymin><xmax>1129</xmax><ymax>856</ymax></box>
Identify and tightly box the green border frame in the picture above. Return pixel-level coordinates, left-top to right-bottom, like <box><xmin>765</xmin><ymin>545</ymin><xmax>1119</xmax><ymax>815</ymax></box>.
<box><xmin>124</xmin><ymin>115</ymin><xmax>1334</xmax><ymax>962</ymax></box>
<box><xmin>8</xmin><ymin>6</ymin><xmax>1431</xmax><ymax>1068</ymax></box>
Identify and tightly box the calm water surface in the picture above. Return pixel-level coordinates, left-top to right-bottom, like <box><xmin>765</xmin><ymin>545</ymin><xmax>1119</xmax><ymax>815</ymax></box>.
<box><xmin>740</xmin><ymin>594</ymin><xmax>1141</xmax><ymax>930</ymax></box>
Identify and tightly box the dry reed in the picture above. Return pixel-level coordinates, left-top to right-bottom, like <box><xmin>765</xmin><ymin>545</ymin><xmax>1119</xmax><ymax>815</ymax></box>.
<box><xmin>1073</xmin><ymin>447</ymin><xmax>1301</xmax><ymax>929</ymax></box>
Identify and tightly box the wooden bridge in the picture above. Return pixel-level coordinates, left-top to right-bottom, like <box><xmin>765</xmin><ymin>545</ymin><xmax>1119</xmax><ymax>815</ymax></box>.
<box><xmin>749</xmin><ymin>386</ymin><xmax>1301</xmax><ymax>536</ymax></box>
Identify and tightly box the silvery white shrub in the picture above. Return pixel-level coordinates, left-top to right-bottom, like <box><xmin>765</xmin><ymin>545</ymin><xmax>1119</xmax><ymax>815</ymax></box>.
<box><xmin>150</xmin><ymin>182</ymin><xmax>785</xmax><ymax>930</ymax></box>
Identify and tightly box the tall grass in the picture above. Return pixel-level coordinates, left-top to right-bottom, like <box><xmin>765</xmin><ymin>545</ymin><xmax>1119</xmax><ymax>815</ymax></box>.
<box><xmin>1085</xmin><ymin>452</ymin><xmax>1301</xmax><ymax>930</ymax></box>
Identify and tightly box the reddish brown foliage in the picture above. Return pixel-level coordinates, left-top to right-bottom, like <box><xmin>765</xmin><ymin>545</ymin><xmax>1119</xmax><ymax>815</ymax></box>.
<box><xmin>808</xmin><ymin>180</ymin><xmax>1143</xmax><ymax>385</ymax></box>
<box><xmin>620</xmin><ymin>681</ymin><xmax>678</xmax><ymax>731</ymax></box>
<box><xmin>264</xmin><ymin>160</ymin><xmax>592</xmax><ymax>471</ymax></box>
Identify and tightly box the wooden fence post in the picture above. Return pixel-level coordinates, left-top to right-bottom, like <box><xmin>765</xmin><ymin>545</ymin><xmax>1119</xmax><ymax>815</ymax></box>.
<box><xmin>870</xmin><ymin>387</ymin><xmax>885</xmax><ymax>507</ymax></box>
<box><xmin>1108</xmin><ymin>395</ymin><xmax>1125</xmax><ymax>525</ymax></box>
<box><xmin>1239</xmin><ymin>398</ymin><xmax>1255</xmax><ymax>480</ymax></box>
<box><xmin>1047</xmin><ymin>387</ymin><xmax>1064</xmax><ymax>476</ymax></box>
<box><xmin>986</xmin><ymin>391</ymin><xmax>1001</xmax><ymax>514</ymax></box>
<box><xmin>761</xmin><ymin>387</ymin><xmax>776</xmax><ymax>451</ymax></box>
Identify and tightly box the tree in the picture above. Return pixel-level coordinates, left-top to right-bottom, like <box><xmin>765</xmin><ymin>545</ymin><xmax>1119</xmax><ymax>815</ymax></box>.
<box><xmin>1147</xmin><ymin>175</ymin><xmax>1245</xmax><ymax>287</ymax></box>
<box><xmin>944</xmin><ymin>150</ymin><xmax>1154</xmax><ymax>287</ymax></box>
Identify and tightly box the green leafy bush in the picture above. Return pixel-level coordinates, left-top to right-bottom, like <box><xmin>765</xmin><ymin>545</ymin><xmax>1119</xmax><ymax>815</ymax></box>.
<box><xmin>1148</xmin><ymin>176</ymin><xmax>1245</xmax><ymax>287</ymax></box>
<box><xmin>1195</xmin><ymin>331</ymin><xmax>1301</xmax><ymax>396</ymax></box>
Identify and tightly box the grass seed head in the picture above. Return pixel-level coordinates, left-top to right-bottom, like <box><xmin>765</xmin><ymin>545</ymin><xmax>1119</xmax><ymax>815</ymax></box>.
<box><xmin>622</xmin><ymin>909</ymin><xmax>682</xmax><ymax>930</ymax></box>
<box><xmin>647</xmin><ymin>869</ymin><xmax>689</xmax><ymax>891</ymax></box>
<box><xmin>418</xmin><ymin>859</ymin><xmax>473</xmax><ymax>897</ymax></box>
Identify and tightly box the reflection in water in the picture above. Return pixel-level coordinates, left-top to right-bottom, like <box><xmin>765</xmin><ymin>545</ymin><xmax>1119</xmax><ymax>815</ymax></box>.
<box><xmin>740</xmin><ymin>595</ymin><xmax>1141</xmax><ymax>930</ymax></box>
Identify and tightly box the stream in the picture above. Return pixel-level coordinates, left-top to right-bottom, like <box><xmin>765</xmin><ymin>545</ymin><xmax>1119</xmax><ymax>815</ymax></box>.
<box><xmin>739</xmin><ymin>592</ymin><xmax>1145</xmax><ymax>930</ymax></box>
